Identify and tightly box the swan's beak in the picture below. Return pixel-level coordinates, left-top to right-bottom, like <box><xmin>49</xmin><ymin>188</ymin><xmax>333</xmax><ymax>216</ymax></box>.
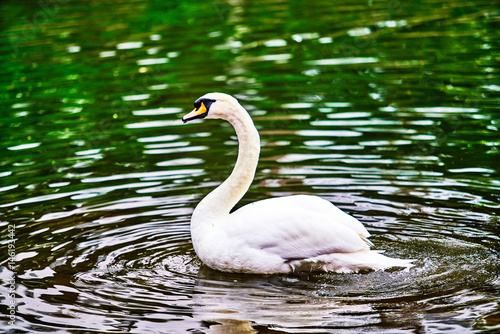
<box><xmin>182</xmin><ymin>102</ymin><xmax>208</xmax><ymax>123</ymax></box>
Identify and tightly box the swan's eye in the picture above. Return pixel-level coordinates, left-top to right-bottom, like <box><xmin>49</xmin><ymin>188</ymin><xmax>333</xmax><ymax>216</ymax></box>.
<box><xmin>183</xmin><ymin>98</ymin><xmax>217</xmax><ymax>123</ymax></box>
<box><xmin>194</xmin><ymin>98</ymin><xmax>216</xmax><ymax>111</ymax></box>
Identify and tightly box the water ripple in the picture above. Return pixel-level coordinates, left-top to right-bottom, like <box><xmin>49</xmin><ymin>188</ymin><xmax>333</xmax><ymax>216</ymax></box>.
<box><xmin>1</xmin><ymin>0</ymin><xmax>499</xmax><ymax>332</ymax></box>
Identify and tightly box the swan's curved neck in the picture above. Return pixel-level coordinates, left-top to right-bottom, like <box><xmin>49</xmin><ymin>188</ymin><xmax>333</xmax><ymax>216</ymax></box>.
<box><xmin>194</xmin><ymin>104</ymin><xmax>260</xmax><ymax>220</ymax></box>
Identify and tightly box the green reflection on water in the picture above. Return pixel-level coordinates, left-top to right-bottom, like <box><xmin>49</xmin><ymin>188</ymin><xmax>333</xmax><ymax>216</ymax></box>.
<box><xmin>0</xmin><ymin>0</ymin><xmax>499</xmax><ymax>332</ymax></box>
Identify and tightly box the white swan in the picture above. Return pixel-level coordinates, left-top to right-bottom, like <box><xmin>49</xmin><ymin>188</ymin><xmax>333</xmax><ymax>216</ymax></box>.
<box><xmin>182</xmin><ymin>92</ymin><xmax>413</xmax><ymax>274</ymax></box>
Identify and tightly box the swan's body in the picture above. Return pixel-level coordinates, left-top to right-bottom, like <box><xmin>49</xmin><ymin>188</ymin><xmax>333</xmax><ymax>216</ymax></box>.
<box><xmin>182</xmin><ymin>93</ymin><xmax>413</xmax><ymax>274</ymax></box>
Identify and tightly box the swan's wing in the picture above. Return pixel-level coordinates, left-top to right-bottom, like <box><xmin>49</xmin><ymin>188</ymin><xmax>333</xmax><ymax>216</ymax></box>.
<box><xmin>287</xmin><ymin>195</ymin><xmax>370</xmax><ymax>237</ymax></box>
<box><xmin>227</xmin><ymin>195</ymin><xmax>370</xmax><ymax>261</ymax></box>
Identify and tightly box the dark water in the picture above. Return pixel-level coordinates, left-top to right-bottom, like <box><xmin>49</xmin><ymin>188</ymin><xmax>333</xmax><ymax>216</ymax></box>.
<box><xmin>1</xmin><ymin>0</ymin><xmax>499</xmax><ymax>332</ymax></box>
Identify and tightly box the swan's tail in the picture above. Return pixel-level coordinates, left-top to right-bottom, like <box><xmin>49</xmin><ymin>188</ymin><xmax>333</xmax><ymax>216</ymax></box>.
<box><xmin>290</xmin><ymin>250</ymin><xmax>414</xmax><ymax>273</ymax></box>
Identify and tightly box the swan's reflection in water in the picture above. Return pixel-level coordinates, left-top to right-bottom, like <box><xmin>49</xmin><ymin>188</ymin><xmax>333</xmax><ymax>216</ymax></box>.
<box><xmin>192</xmin><ymin>266</ymin><xmax>420</xmax><ymax>333</ymax></box>
<box><xmin>202</xmin><ymin>319</ymin><xmax>258</xmax><ymax>334</ymax></box>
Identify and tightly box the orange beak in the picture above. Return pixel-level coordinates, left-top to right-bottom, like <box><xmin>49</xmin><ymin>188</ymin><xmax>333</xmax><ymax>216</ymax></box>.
<box><xmin>182</xmin><ymin>102</ymin><xmax>208</xmax><ymax>123</ymax></box>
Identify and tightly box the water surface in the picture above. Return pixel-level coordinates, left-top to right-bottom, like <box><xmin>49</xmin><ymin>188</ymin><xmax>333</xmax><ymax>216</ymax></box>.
<box><xmin>1</xmin><ymin>0</ymin><xmax>499</xmax><ymax>333</ymax></box>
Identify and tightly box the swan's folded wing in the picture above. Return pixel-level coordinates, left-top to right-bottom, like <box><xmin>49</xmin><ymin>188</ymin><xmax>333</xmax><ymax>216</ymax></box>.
<box><xmin>228</xmin><ymin>197</ymin><xmax>369</xmax><ymax>261</ymax></box>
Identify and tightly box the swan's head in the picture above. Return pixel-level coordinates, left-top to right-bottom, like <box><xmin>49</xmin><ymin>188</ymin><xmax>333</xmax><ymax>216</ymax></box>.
<box><xmin>182</xmin><ymin>92</ymin><xmax>240</xmax><ymax>123</ymax></box>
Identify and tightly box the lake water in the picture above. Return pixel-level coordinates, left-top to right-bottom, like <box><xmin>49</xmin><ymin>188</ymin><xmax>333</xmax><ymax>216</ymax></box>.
<box><xmin>1</xmin><ymin>0</ymin><xmax>499</xmax><ymax>333</ymax></box>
